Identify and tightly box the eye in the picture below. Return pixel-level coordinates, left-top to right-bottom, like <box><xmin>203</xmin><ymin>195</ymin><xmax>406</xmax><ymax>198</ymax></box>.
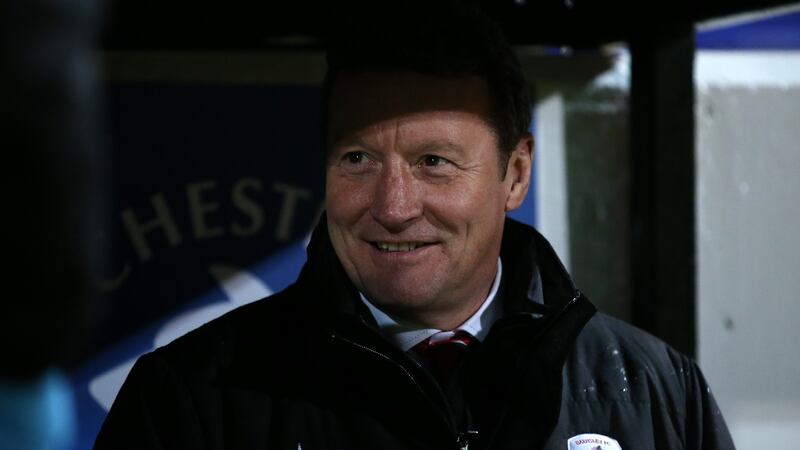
<box><xmin>344</xmin><ymin>151</ymin><xmax>368</xmax><ymax>164</ymax></box>
<box><xmin>420</xmin><ymin>155</ymin><xmax>448</xmax><ymax>167</ymax></box>
<box><xmin>337</xmin><ymin>150</ymin><xmax>378</xmax><ymax>174</ymax></box>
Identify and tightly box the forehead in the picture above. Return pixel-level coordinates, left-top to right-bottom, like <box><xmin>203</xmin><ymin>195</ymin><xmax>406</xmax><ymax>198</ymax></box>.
<box><xmin>327</xmin><ymin>71</ymin><xmax>493</xmax><ymax>146</ymax></box>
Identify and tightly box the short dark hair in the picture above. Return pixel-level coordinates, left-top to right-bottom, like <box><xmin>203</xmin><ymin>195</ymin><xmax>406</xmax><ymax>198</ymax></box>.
<box><xmin>322</xmin><ymin>0</ymin><xmax>531</xmax><ymax>174</ymax></box>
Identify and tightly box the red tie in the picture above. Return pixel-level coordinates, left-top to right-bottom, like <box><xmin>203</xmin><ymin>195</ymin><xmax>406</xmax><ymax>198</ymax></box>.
<box><xmin>411</xmin><ymin>330</ymin><xmax>477</xmax><ymax>386</ymax></box>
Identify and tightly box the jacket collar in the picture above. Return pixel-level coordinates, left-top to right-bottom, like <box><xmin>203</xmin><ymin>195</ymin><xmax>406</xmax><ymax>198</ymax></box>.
<box><xmin>499</xmin><ymin>218</ymin><xmax>581</xmax><ymax>316</ymax></box>
<box><xmin>296</xmin><ymin>213</ymin><xmax>365</xmax><ymax>318</ymax></box>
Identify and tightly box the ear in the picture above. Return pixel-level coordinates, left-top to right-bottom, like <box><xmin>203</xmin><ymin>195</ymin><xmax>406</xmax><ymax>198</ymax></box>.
<box><xmin>504</xmin><ymin>133</ymin><xmax>533</xmax><ymax>212</ymax></box>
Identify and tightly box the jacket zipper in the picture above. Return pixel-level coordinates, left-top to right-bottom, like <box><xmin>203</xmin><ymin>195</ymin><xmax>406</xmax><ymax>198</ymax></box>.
<box><xmin>456</xmin><ymin>430</ymin><xmax>479</xmax><ymax>450</ymax></box>
<box><xmin>481</xmin><ymin>289</ymin><xmax>583</xmax><ymax>450</ymax></box>
<box><xmin>327</xmin><ymin>291</ymin><xmax>584</xmax><ymax>450</ymax></box>
<box><xmin>328</xmin><ymin>331</ymin><xmax>468</xmax><ymax>449</ymax></box>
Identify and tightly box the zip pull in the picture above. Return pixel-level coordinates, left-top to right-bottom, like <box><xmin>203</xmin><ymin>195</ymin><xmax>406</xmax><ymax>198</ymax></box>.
<box><xmin>457</xmin><ymin>430</ymin><xmax>479</xmax><ymax>450</ymax></box>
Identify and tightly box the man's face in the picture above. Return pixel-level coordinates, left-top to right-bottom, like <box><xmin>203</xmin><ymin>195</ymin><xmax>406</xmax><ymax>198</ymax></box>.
<box><xmin>325</xmin><ymin>72</ymin><xmax>531</xmax><ymax>327</ymax></box>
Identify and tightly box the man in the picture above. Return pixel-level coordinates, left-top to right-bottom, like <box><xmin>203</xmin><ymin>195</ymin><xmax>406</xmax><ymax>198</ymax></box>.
<box><xmin>96</xmin><ymin>2</ymin><xmax>734</xmax><ymax>449</ymax></box>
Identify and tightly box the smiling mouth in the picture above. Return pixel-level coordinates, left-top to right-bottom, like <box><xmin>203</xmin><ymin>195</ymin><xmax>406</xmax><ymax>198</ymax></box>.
<box><xmin>372</xmin><ymin>241</ymin><xmax>433</xmax><ymax>252</ymax></box>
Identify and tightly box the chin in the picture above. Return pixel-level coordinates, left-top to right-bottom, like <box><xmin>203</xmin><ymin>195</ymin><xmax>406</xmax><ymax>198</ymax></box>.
<box><xmin>367</xmin><ymin>283</ymin><xmax>438</xmax><ymax>312</ymax></box>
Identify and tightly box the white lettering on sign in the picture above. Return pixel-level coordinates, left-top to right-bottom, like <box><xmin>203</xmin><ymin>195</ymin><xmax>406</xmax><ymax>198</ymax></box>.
<box><xmin>121</xmin><ymin>193</ymin><xmax>183</xmax><ymax>262</ymax></box>
<box><xmin>99</xmin><ymin>177</ymin><xmax>320</xmax><ymax>292</ymax></box>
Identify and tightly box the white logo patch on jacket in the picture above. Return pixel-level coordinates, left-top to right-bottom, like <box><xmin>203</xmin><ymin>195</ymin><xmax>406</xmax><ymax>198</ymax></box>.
<box><xmin>567</xmin><ymin>433</ymin><xmax>622</xmax><ymax>450</ymax></box>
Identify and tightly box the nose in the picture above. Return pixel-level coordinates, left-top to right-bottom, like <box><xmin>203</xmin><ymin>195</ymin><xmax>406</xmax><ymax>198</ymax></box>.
<box><xmin>370</xmin><ymin>163</ymin><xmax>422</xmax><ymax>231</ymax></box>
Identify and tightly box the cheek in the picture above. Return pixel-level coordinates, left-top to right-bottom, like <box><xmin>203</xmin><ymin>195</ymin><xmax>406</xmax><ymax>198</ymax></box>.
<box><xmin>426</xmin><ymin>181</ymin><xmax>505</xmax><ymax>229</ymax></box>
<box><xmin>326</xmin><ymin>177</ymin><xmax>373</xmax><ymax>224</ymax></box>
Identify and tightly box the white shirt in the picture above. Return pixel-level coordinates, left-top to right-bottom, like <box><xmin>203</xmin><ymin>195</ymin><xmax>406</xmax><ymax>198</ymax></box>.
<box><xmin>360</xmin><ymin>258</ymin><xmax>503</xmax><ymax>351</ymax></box>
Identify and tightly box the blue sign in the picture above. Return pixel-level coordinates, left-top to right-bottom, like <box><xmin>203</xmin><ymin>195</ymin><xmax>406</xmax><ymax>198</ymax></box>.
<box><xmin>70</xmin><ymin>83</ymin><xmax>325</xmax><ymax>449</ymax></box>
<box><xmin>697</xmin><ymin>10</ymin><xmax>800</xmax><ymax>49</ymax></box>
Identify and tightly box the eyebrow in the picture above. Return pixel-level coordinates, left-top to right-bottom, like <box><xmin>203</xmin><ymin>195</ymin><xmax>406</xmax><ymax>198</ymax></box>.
<box><xmin>329</xmin><ymin>136</ymin><xmax>373</xmax><ymax>153</ymax></box>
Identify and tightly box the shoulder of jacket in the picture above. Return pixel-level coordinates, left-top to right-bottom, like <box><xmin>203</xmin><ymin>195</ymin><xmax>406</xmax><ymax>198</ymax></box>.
<box><xmin>577</xmin><ymin>313</ymin><xmax>690</xmax><ymax>365</ymax></box>
<box><xmin>566</xmin><ymin>313</ymin><xmax>698</xmax><ymax>411</ymax></box>
<box><xmin>145</xmin><ymin>284</ymin><xmax>310</xmax><ymax>379</ymax></box>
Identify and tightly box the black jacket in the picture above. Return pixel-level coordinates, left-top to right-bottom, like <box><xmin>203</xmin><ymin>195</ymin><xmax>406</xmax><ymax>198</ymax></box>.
<box><xmin>96</xmin><ymin>219</ymin><xmax>734</xmax><ymax>450</ymax></box>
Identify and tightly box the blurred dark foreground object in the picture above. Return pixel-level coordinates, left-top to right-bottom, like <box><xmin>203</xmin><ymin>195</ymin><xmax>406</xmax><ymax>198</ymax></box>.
<box><xmin>0</xmin><ymin>0</ymin><xmax>106</xmax><ymax>448</ymax></box>
<box><xmin>0</xmin><ymin>0</ymin><xmax>106</xmax><ymax>378</ymax></box>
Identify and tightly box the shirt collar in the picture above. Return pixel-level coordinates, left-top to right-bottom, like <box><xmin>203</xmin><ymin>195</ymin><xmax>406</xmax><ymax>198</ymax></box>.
<box><xmin>360</xmin><ymin>258</ymin><xmax>503</xmax><ymax>351</ymax></box>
